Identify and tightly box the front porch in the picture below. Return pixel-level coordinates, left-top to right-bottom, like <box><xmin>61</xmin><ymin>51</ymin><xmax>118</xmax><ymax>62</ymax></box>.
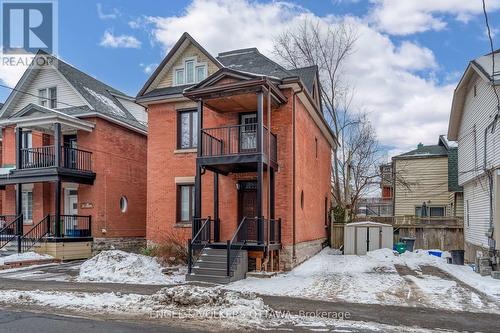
<box><xmin>184</xmin><ymin>70</ymin><xmax>286</xmax><ymax>282</ymax></box>
<box><xmin>0</xmin><ymin>104</ymin><xmax>96</xmax><ymax>255</ymax></box>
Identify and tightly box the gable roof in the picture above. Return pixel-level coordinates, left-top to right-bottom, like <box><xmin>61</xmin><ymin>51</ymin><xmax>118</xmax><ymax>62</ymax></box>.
<box><xmin>448</xmin><ymin>50</ymin><xmax>500</xmax><ymax>140</ymax></box>
<box><xmin>0</xmin><ymin>50</ymin><xmax>146</xmax><ymax>133</ymax></box>
<box><xmin>137</xmin><ymin>32</ymin><xmax>223</xmax><ymax>98</ymax></box>
<box><xmin>136</xmin><ymin>33</ymin><xmax>320</xmax><ymax>102</ymax></box>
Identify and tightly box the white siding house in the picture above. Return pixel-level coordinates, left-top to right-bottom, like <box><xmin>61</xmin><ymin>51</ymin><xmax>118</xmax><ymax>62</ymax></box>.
<box><xmin>448</xmin><ymin>51</ymin><xmax>500</xmax><ymax>262</ymax></box>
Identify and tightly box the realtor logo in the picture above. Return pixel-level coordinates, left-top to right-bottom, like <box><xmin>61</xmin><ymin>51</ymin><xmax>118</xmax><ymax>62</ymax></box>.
<box><xmin>1</xmin><ymin>0</ymin><xmax>57</xmax><ymax>54</ymax></box>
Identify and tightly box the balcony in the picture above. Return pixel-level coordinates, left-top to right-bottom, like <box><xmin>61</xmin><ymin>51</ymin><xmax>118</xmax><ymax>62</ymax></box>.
<box><xmin>199</xmin><ymin>124</ymin><xmax>277</xmax><ymax>173</ymax></box>
<box><xmin>20</xmin><ymin>146</ymin><xmax>93</xmax><ymax>172</ymax></box>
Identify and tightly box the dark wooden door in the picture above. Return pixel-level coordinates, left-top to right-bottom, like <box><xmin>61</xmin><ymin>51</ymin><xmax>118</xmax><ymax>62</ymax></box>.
<box><xmin>238</xmin><ymin>181</ymin><xmax>257</xmax><ymax>242</ymax></box>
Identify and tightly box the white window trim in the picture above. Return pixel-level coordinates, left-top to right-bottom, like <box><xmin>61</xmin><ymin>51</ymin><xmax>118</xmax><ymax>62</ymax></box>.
<box><xmin>173</xmin><ymin>56</ymin><xmax>208</xmax><ymax>86</ymax></box>
<box><xmin>38</xmin><ymin>86</ymin><xmax>57</xmax><ymax>108</ymax></box>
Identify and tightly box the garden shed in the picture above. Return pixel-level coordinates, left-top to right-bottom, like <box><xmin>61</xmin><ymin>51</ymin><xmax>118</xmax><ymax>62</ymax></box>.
<box><xmin>343</xmin><ymin>221</ymin><xmax>393</xmax><ymax>255</ymax></box>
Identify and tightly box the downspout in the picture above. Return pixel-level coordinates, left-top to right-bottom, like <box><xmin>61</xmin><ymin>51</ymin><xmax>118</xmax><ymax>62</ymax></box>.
<box><xmin>292</xmin><ymin>86</ymin><xmax>302</xmax><ymax>261</ymax></box>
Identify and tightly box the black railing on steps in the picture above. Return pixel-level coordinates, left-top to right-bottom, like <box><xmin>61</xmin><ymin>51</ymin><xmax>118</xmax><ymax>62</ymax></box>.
<box><xmin>187</xmin><ymin>217</ymin><xmax>212</xmax><ymax>274</ymax></box>
<box><xmin>0</xmin><ymin>215</ymin><xmax>22</xmax><ymax>250</ymax></box>
<box><xmin>227</xmin><ymin>217</ymin><xmax>248</xmax><ymax>277</ymax></box>
<box><xmin>21</xmin><ymin>214</ymin><xmax>51</xmax><ymax>252</ymax></box>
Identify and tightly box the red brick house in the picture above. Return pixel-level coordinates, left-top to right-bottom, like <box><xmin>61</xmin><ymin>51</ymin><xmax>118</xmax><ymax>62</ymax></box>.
<box><xmin>0</xmin><ymin>52</ymin><xmax>147</xmax><ymax>259</ymax></box>
<box><xmin>137</xmin><ymin>33</ymin><xmax>335</xmax><ymax>283</ymax></box>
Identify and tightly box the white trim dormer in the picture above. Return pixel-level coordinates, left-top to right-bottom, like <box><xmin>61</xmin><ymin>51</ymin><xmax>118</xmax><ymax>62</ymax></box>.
<box><xmin>173</xmin><ymin>56</ymin><xmax>208</xmax><ymax>86</ymax></box>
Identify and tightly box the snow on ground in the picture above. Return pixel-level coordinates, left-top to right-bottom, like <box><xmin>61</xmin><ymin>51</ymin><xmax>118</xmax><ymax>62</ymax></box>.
<box><xmin>0</xmin><ymin>286</ymin><xmax>443</xmax><ymax>332</ymax></box>
<box><xmin>228</xmin><ymin>248</ymin><xmax>500</xmax><ymax>313</ymax></box>
<box><xmin>77</xmin><ymin>250</ymin><xmax>185</xmax><ymax>285</ymax></box>
<box><xmin>0</xmin><ymin>252</ymin><xmax>53</xmax><ymax>266</ymax></box>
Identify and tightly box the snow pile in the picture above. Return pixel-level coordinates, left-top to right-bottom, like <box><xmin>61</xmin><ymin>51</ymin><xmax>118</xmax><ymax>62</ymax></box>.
<box><xmin>83</xmin><ymin>87</ymin><xmax>127</xmax><ymax>117</ymax></box>
<box><xmin>77</xmin><ymin>250</ymin><xmax>185</xmax><ymax>285</ymax></box>
<box><xmin>0</xmin><ymin>286</ymin><xmax>273</xmax><ymax>328</ymax></box>
<box><xmin>228</xmin><ymin>248</ymin><xmax>500</xmax><ymax>312</ymax></box>
<box><xmin>0</xmin><ymin>287</ymin><xmax>454</xmax><ymax>331</ymax></box>
<box><xmin>0</xmin><ymin>252</ymin><xmax>53</xmax><ymax>266</ymax></box>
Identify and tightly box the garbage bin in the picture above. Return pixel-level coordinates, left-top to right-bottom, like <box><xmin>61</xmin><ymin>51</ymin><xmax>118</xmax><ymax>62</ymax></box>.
<box><xmin>400</xmin><ymin>237</ymin><xmax>416</xmax><ymax>252</ymax></box>
<box><xmin>450</xmin><ymin>250</ymin><xmax>465</xmax><ymax>265</ymax></box>
<box><xmin>395</xmin><ymin>242</ymin><xmax>407</xmax><ymax>254</ymax></box>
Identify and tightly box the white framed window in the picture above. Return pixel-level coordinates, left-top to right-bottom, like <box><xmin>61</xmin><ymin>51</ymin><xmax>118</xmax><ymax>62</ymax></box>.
<box><xmin>175</xmin><ymin>69</ymin><xmax>184</xmax><ymax>85</ymax></box>
<box><xmin>196</xmin><ymin>65</ymin><xmax>207</xmax><ymax>82</ymax></box>
<box><xmin>174</xmin><ymin>57</ymin><xmax>207</xmax><ymax>86</ymax></box>
<box><xmin>38</xmin><ymin>87</ymin><xmax>57</xmax><ymax>108</ymax></box>
<box><xmin>22</xmin><ymin>191</ymin><xmax>33</xmax><ymax>224</ymax></box>
<box><xmin>185</xmin><ymin>60</ymin><xmax>195</xmax><ymax>84</ymax></box>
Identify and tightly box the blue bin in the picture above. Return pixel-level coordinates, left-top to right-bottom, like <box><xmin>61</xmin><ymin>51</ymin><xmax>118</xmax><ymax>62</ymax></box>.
<box><xmin>428</xmin><ymin>250</ymin><xmax>442</xmax><ymax>257</ymax></box>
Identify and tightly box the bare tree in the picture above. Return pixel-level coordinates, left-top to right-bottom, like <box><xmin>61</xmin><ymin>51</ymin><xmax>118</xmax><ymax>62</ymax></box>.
<box><xmin>273</xmin><ymin>18</ymin><xmax>357</xmax><ymax>206</ymax></box>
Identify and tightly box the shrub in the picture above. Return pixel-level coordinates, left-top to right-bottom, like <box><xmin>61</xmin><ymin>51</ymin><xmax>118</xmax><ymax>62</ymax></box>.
<box><xmin>332</xmin><ymin>205</ymin><xmax>346</xmax><ymax>223</ymax></box>
<box><xmin>145</xmin><ymin>234</ymin><xmax>187</xmax><ymax>266</ymax></box>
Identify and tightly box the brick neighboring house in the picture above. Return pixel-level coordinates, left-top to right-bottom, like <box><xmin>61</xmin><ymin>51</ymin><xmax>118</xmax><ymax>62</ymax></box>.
<box><xmin>392</xmin><ymin>135</ymin><xmax>464</xmax><ymax>218</ymax></box>
<box><xmin>0</xmin><ymin>51</ymin><xmax>147</xmax><ymax>258</ymax></box>
<box><xmin>137</xmin><ymin>33</ymin><xmax>335</xmax><ymax>282</ymax></box>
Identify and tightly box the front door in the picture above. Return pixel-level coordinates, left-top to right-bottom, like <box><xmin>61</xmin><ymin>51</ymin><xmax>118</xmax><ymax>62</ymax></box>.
<box><xmin>237</xmin><ymin>181</ymin><xmax>258</xmax><ymax>242</ymax></box>
<box><xmin>64</xmin><ymin>189</ymin><xmax>78</xmax><ymax>234</ymax></box>
<box><xmin>239</xmin><ymin>113</ymin><xmax>257</xmax><ymax>152</ymax></box>
<box><xmin>63</xmin><ymin>135</ymin><xmax>77</xmax><ymax>169</ymax></box>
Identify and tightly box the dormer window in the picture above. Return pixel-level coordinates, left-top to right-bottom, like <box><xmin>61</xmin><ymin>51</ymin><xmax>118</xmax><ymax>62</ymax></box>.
<box><xmin>39</xmin><ymin>87</ymin><xmax>57</xmax><ymax>108</ymax></box>
<box><xmin>174</xmin><ymin>57</ymin><xmax>207</xmax><ymax>86</ymax></box>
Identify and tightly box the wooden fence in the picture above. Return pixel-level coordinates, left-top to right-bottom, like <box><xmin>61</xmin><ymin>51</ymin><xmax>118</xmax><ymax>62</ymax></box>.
<box><xmin>331</xmin><ymin>216</ymin><xmax>464</xmax><ymax>251</ymax></box>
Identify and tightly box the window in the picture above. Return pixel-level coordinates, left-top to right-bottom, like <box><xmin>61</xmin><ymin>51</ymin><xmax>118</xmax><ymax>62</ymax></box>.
<box><xmin>38</xmin><ymin>88</ymin><xmax>47</xmax><ymax>107</ymax></box>
<box><xmin>174</xmin><ymin>58</ymin><xmax>207</xmax><ymax>85</ymax></box>
<box><xmin>38</xmin><ymin>87</ymin><xmax>57</xmax><ymax>108</ymax></box>
<box><xmin>185</xmin><ymin>60</ymin><xmax>195</xmax><ymax>83</ymax></box>
<box><xmin>120</xmin><ymin>196</ymin><xmax>128</xmax><ymax>213</ymax></box>
<box><xmin>196</xmin><ymin>65</ymin><xmax>207</xmax><ymax>82</ymax></box>
<box><xmin>415</xmin><ymin>205</ymin><xmax>445</xmax><ymax>217</ymax></box>
<box><xmin>178</xmin><ymin>110</ymin><xmax>198</xmax><ymax>149</ymax></box>
<box><xmin>300</xmin><ymin>190</ymin><xmax>304</xmax><ymax>210</ymax></box>
<box><xmin>22</xmin><ymin>191</ymin><xmax>33</xmax><ymax>224</ymax></box>
<box><xmin>429</xmin><ymin>206</ymin><xmax>445</xmax><ymax>217</ymax></box>
<box><xmin>177</xmin><ymin>184</ymin><xmax>195</xmax><ymax>222</ymax></box>
<box><xmin>175</xmin><ymin>69</ymin><xmax>184</xmax><ymax>85</ymax></box>
<box><xmin>22</xmin><ymin>131</ymin><xmax>32</xmax><ymax>149</ymax></box>
<box><xmin>474</xmin><ymin>85</ymin><xmax>477</xmax><ymax>97</ymax></box>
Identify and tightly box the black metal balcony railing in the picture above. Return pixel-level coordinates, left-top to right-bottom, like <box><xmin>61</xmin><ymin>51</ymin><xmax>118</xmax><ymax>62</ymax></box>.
<box><xmin>235</xmin><ymin>217</ymin><xmax>282</xmax><ymax>244</ymax></box>
<box><xmin>200</xmin><ymin>124</ymin><xmax>277</xmax><ymax>163</ymax></box>
<box><xmin>20</xmin><ymin>146</ymin><xmax>93</xmax><ymax>172</ymax></box>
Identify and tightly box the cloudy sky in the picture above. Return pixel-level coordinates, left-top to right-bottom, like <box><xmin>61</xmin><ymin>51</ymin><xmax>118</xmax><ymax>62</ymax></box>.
<box><xmin>1</xmin><ymin>0</ymin><xmax>499</xmax><ymax>157</ymax></box>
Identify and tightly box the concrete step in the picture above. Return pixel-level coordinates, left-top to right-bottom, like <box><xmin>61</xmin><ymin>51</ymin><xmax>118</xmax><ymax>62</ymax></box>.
<box><xmin>192</xmin><ymin>267</ymin><xmax>230</xmax><ymax>277</ymax></box>
<box><xmin>200</xmin><ymin>253</ymin><xmax>227</xmax><ymax>261</ymax></box>
<box><xmin>185</xmin><ymin>273</ymin><xmax>231</xmax><ymax>284</ymax></box>
<box><xmin>196</xmin><ymin>260</ymin><xmax>228</xmax><ymax>269</ymax></box>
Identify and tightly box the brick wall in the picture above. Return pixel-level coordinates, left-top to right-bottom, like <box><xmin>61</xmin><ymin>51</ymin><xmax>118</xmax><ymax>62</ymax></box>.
<box><xmin>146</xmin><ymin>89</ymin><xmax>332</xmax><ymax>259</ymax></box>
<box><xmin>0</xmin><ymin>118</ymin><xmax>147</xmax><ymax>238</ymax></box>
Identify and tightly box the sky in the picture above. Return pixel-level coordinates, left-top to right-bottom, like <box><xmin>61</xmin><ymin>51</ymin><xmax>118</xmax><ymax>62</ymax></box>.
<box><xmin>1</xmin><ymin>0</ymin><xmax>499</xmax><ymax>158</ymax></box>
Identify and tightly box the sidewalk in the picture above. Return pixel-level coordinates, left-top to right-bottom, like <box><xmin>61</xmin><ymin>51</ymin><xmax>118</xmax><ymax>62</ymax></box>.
<box><xmin>1</xmin><ymin>276</ymin><xmax>500</xmax><ymax>332</ymax></box>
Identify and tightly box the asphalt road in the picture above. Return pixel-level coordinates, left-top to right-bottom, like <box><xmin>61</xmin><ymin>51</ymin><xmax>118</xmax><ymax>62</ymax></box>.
<box><xmin>0</xmin><ymin>308</ymin><xmax>204</xmax><ymax>333</ymax></box>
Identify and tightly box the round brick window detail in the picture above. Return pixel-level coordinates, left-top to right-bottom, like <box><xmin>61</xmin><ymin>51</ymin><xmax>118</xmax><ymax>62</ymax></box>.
<box><xmin>120</xmin><ymin>196</ymin><xmax>128</xmax><ymax>213</ymax></box>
